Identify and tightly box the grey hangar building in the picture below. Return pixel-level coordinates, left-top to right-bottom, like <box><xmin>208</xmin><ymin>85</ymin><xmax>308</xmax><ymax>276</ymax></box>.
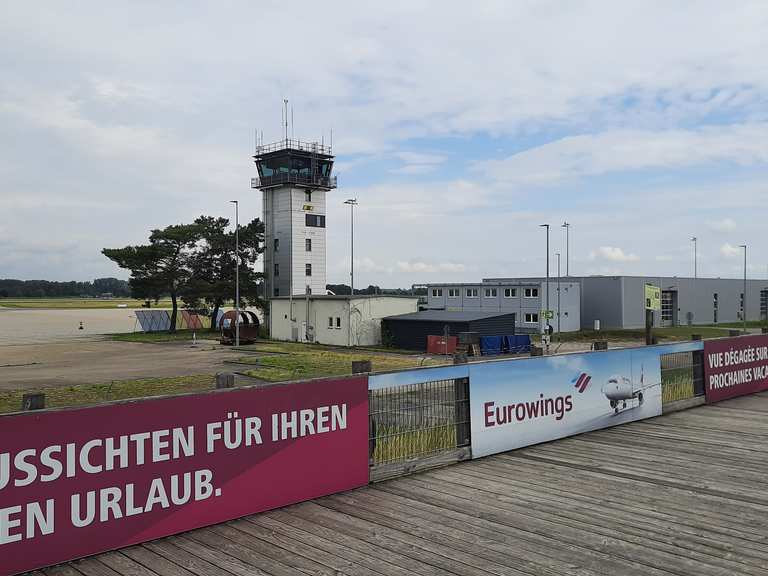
<box><xmin>425</xmin><ymin>275</ymin><xmax>768</xmax><ymax>331</ymax></box>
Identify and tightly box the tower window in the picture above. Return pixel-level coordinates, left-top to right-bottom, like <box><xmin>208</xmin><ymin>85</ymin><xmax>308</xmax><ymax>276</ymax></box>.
<box><xmin>305</xmin><ymin>238</ymin><xmax>312</xmax><ymax>252</ymax></box>
<box><xmin>306</xmin><ymin>214</ymin><xmax>326</xmax><ymax>228</ymax></box>
<box><xmin>305</xmin><ymin>191</ymin><xmax>312</xmax><ymax>202</ymax></box>
<box><xmin>274</xmin><ymin>238</ymin><xmax>279</xmax><ymax>252</ymax></box>
<box><xmin>328</xmin><ymin>317</ymin><xmax>334</xmax><ymax>328</ymax></box>
<box><xmin>274</xmin><ymin>263</ymin><xmax>279</xmax><ymax>277</ymax></box>
<box><xmin>306</xmin><ymin>263</ymin><xmax>312</xmax><ymax>276</ymax></box>
<box><xmin>274</xmin><ymin>287</ymin><xmax>280</xmax><ymax>297</ymax></box>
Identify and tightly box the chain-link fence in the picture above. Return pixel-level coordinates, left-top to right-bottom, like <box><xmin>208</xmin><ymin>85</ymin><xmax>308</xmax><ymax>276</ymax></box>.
<box><xmin>661</xmin><ymin>349</ymin><xmax>704</xmax><ymax>404</ymax></box>
<box><xmin>369</xmin><ymin>377</ymin><xmax>470</xmax><ymax>480</ymax></box>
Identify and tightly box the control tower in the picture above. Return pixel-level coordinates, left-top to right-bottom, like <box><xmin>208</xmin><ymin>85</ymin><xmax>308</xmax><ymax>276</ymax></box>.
<box><xmin>252</xmin><ymin>138</ymin><xmax>336</xmax><ymax>298</ymax></box>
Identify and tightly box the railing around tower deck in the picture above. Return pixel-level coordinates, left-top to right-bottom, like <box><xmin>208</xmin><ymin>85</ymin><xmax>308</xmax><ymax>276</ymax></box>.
<box><xmin>255</xmin><ymin>139</ymin><xmax>333</xmax><ymax>156</ymax></box>
<box><xmin>251</xmin><ymin>174</ymin><xmax>337</xmax><ymax>189</ymax></box>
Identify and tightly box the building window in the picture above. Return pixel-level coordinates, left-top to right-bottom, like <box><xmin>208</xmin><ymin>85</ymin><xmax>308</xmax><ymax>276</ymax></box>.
<box><xmin>306</xmin><ymin>214</ymin><xmax>326</xmax><ymax>228</ymax></box>
<box><xmin>466</xmin><ymin>288</ymin><xmax>478</xmax><ymax>298</ymax></box>
<box><xmin>305</xmin><ymin>191</ymin><xmax>312</xmax><ymax>203</ymax></box>
<box><xmin>713</xmin><ymin>293</ymin><xmax>718</xmax><ymax>323</ymax></box>
<box><xmin>306</xmin><ymin>263</ymin><xmax>312</xmax><ymax>276</ymax></box>
<box><xmin>274</xmin><ymin>287</ymin><xmax>280</xmax><ymax>297</ymax></box>
<box><xmin>305</xmin><ymin>238</ymin><xmax>312</xmax><ymax>252</ymax></box>
<box><xmin>328</xmin><ymin>317</ymin><xmax>333</xmax><ymax>328</ymax></box>
<box><xmin>432</xmin><ymin>288</ymin><xmax>443</xmax><ymax>297</ymax></box>
<box><xmin>273</xmin><ymin>238</ymin><xmax>279</xmax><ymax>252</ymax></box>
<box><xmin>336</xmin><ymin>317</ymin><xmax>341</xmax><ymax>328</ymax></box>
<box><xmin>484</xmin><ymin>288</ymin><xmax>497</xmax><ymax>298</ymax></box>
<box><xmin>525</xmin><ymin>313</ymin><xmax>539</xmax><ymax>323</ymax></box>
<box><xmin>274</xmin><ymin>263</ymin><xmax>279</xmax><ymax>277</ymax></box>
<box><xmin>448</xmin><ymin>288</ymin><xmax>459</xmax><ymax>298</ymax></box>
<box><xmin>504</xmin><ymin>288</ymin><xmax>517</xmax><ymax>298</ymax></box>
<box><xmin>524</xmin><ymin>288</ymin><xmax>539</xmax><ymax>298</ymax></box>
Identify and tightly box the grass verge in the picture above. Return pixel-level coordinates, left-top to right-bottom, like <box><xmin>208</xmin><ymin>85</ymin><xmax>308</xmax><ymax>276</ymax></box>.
<box><xmin>241</xmin><ymin>346</ymin><xmax>441</xmax><ymax>382</ymax></box>
<box><xmin>558</xmin><ymin>326</ymin><xmax>731</xmax><ymax>343</ymax></box>
<box><xmin>111</xmin><ymin>329</ymin><xmax>218</xmax><ymax>344</ymax></box>
<box><xmin>0</xmin><ymin>374</ymin><xmax>216</xmax><ymax>415</ymax></box>
<box><xmin>0</xmin><ymin>298</ymin><xmax>176</xmax><ymax>309</ymax></box>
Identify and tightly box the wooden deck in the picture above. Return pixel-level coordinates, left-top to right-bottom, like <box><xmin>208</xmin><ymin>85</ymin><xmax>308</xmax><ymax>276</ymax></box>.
<box><xmin>36</xmin><ymin>392</ymin><xmax>768</xmax><ymax>576</ymax></box>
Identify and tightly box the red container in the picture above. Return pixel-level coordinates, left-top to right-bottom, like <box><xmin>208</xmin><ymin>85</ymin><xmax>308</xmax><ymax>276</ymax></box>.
<box><xmin>427</xmin><ymin>335</ymin><xmax>458</xmax><ymax>354</ymax></box>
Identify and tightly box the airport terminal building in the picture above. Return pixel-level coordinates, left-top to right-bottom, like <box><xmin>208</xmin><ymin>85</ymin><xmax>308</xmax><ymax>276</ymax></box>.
<box><xmin>426</xmin><ymin>275</ymin><xmax>768</xmax><ymax>330</ymax></box>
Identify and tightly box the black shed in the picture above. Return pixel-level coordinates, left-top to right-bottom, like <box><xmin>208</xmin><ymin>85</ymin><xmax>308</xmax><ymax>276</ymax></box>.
<box><xmin>382</xmin><ymin>310</ymin><xmax>518</xmax><ymax>351</ymax></box>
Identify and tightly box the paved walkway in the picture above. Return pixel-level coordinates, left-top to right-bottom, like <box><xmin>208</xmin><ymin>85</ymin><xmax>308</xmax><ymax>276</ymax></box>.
<box><xmin>35</xmin><ymin>393</ymin><xmax>768</xmax><ymax>576</ymax></box>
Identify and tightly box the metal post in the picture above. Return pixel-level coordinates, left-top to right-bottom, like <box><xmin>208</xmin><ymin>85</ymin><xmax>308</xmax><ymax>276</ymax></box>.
<box><xmin>344</xmin><ymin>198</ymin><xmax>358</xmax><ymax>346</ymax></box>
<box><xmin>230</xmin><ymin>200</ymin><xmax>240</xmax><ymax>347</ymax></box>
<box><xmin>741</xmin><ymin>244</ymin><xmax>747</xmax><ymax>334</ymax></box>
<box><xmin>692</xmin><ymin>236</ymin><xmax>697</xmax><ymax>325</ymax></box>
<box><xmin>556</xmin><ymin>252</ymin><xmax>561</xmax><ymax>341</ymax></box>
<box><xmin>540</xmin><ymin>224</ymin><xmax>550</xmax><ymax>350</ymax></box>
<box><xmin>562</xmin><ymin>222</ymin><xmax>570</xmax><ymax>276</ymax></box>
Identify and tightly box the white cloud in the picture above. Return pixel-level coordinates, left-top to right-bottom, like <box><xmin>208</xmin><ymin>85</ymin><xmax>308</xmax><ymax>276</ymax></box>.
<box><xmin>476</xmin><ymin>125</ymin><xmax>768</xmax><ymax>186</ymax></box>
<box><xmin>720</xmin><ymin>243</ymin><xmax>744</xmax><ymax>259</ymax></box>
<box><xmin>390</xmin><ymin>151</ymin><xmax>447</xmax><ymax>175</ymax></box>
<box><xmin>589</xmin><ymin>246</ymin><xmax>639</xmax><ymax>262</ymax></box>
<box><xmin>396</xmin><ymin>261</ymin><xmax>466</xmax><ymax>273</ymax></box>
<box><xmin>707</xmin><ymin>218</ymin><xmax>737</xmax><ymax>232</ymax></box>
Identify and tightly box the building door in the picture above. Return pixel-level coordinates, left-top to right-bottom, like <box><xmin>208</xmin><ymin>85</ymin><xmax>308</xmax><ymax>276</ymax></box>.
<box><xmin>661</xmin><ymin>291</ymin><xmax>676</xmax><ymax>327</ymax></box>
<box><xmin>761</xmin><ymin>289</ymin><xmax>768</xmax><ymax>321</ymax></box>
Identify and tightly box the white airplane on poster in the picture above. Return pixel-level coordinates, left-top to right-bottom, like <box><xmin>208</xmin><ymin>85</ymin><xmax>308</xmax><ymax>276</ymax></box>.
<box><xmin>602</xmin><ymin>364</ymin><xmax>658</xmax><ymax>414</ymax></box>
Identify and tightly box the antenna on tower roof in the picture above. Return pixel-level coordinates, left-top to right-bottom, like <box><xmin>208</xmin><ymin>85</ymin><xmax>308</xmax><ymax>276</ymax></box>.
<box><xmin>330</xmin><ymin>128</ymin><xmax>333</xmax><ymax>152</ymax></box>
<box><xmin>291</xmin><ymin>103</ymin><xmax>294</xmax><ymax>140</ymax></box>
<box><xmin>283</xmin><ymin>99</ymin><xmax>289</xmax><ymax>142</ymax></box>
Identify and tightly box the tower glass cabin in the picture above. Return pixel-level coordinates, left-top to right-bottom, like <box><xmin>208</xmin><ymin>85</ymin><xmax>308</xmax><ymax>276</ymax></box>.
<box><xmin>252</xmin><ymin>139</ymin><xmax>336</xmax><ymax>298</ymax></box>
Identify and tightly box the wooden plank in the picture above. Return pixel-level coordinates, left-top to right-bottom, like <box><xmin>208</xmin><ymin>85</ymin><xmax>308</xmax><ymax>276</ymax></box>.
<box><xmin>120</xmin><ymin>547</ymin><xmax>196</xmax><ymax>576</ymax></box>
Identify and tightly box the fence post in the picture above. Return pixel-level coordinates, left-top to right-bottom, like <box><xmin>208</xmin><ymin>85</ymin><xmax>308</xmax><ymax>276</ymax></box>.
<box><xmin>692</xmin><ymin>349</ymin><xmax>705</xmax><ymax>396</ymax></box>
<box><xmin>215</xmin><ymin>373</ymin><xmax>235</xmax><ymax>389</ymax></box>
<box><xmin>454</xmin><ymin>377</ymin><xmax>471</xmax><ymax>449</ymax></box>
<box><xmin>22</xmin><ymin>393</ymin><xmax>45</xmax><ymax>411</ymax></box>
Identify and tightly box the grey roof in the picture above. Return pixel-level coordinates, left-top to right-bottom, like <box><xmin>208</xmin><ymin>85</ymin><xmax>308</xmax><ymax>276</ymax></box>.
<box><xmin>384</xmin><ymin>310</ymin><xmax>516</xmax><ymax>322</ymax></box>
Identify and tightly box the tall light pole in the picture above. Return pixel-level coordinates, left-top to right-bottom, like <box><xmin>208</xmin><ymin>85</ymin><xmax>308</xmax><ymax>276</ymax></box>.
<box><xmin>540</xmin><ymin>224</ymin><xmax>550</xmax><ymax>341</ymax></box>
<box><xmin>230</xmin><ymin>200</ymin><xmax>240</xmax><ymax>347</ymax></box>
<box><xmin>691</xmin><ymin>236</ymin><xmax>697</xmax><ymax>325</ymax></box>
<box><xmin>740</xmin><ymin>244</ymin><xmax>747</xmax><ymax>334</ymax></box>
<box><xmin>691</xmin><ymin>237</ymin><xmax>697</xmax><ymax>279</ymax></box>
<box><xmin>561</xmin><ymin>222</ymin><xmax>570</xmax><ymax>276</ymax></box>
<box><xmin>344</xmin><ymin>198</ymin><xmax>358</xmax><ymax>346</ymax></box>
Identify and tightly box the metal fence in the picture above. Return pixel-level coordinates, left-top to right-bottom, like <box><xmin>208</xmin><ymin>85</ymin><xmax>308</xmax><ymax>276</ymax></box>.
<box><xmin>369</xmin><ymin>377</ymin><xmax>471</xmax><ymax>481</ymax></box>
<box><xmin>661</xmin><ymin>350</ymin><xmax>704</xmax><ymax>404</ymax></box>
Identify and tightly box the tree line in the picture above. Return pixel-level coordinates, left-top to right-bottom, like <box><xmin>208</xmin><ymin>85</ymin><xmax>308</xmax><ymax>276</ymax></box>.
<box><xmin>0</xmin><ymin>278</ymin><xmax>130</xmax><ymax>298</ymax></box>
<box><xmin>103</xmin><ymin>216</ymin><xmax>265</xmax><ymax>332</ymax></box>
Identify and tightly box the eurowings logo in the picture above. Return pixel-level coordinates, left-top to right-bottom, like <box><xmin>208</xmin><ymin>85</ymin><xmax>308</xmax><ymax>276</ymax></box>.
<box><xmin>572</xmin><ymin>372</ymin><xmax>591</xmax><ymax>394</ymax></box>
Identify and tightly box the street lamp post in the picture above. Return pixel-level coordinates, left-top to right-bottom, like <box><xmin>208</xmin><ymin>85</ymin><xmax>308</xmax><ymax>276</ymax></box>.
<box><xmin>556</xmin><ymin>251</ymin><xmax>561</xmax><ymax>341</ymax></box>
<box><xmin>691</xmin><ymin>236</ymin><xmax>697</xmax><ymax>325</ymax></box>
<box><xmin>540</xmin><ymin>224</ymin><xmax>550</xmax><ymax>349</ymax></box>
<box><xmin>344</xmin><ymin>198</ymin><xmax>358</xmax><ymax>346</ymax></box>
<box><xmin>230</xmin><ymin>200</ymin><xmax>240</xmax><ymax>347</ymax></box>
<box><xmin>740</xmin><ymin>244</ymin><xmax>747</xmax><ymax>334</ymax></box>
<box><xmin>561</xmin><ymin>222</ymin><xmax>570</xmax><ymax>276</ymax></box>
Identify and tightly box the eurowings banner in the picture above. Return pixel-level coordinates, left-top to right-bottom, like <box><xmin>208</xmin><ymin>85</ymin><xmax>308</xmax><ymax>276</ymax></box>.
<box><xmin>470</xmin><ymin>342</ymin><xmax>702</xmax><ymax>458</ymax></box>
<box><xmin>0</xmin><ymin>377</ymin><xmax>369</xmax><ymax>576</ymax></box>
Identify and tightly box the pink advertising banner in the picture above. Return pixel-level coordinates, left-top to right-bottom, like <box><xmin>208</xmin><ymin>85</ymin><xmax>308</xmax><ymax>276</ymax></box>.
<box><xmin>0</xmin><ymin>377</ymin><xmax>369</xmax><ymax>575</ymax></box>
<box><xmin>704</xmin><ymin>335</ymin><xmax>768</xmax><ymax>403</ymax></box>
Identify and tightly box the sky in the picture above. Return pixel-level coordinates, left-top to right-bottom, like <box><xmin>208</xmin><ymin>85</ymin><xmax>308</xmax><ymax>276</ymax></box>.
<box><xmin>1</xmin><ymin>1</ymin><xmax>767</xmax><ymax>287</ymax></box>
